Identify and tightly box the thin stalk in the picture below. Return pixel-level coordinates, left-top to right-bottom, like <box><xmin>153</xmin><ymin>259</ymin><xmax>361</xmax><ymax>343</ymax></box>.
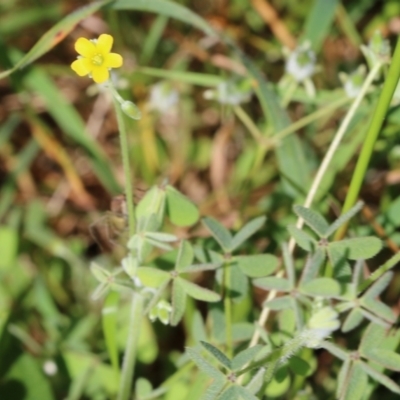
<box><xmin>112</xmin><ymin>84</ymin><xmax>142</xmax><ymax>400</ymax></box>
<box><xmin>117</xmin><ymin>294</ymin><xmax>144</xmax><ymax>400</ymax></box>
<box><xmin>280</xmin><ymin>78</ymin><xmax>298</xmax><ymax>107</ymax></box>
<box><xmin>112</xmin><ymin>94</ymin><xmax>136</xmax><ymax>236</ymax></box>
<box><xmin>335</xmin><ymin>38</ymin><xmax>400</xmax><ymax>240</ymax></box>
<box><xmin>223</xmin><ymin>260</ymin><xmax>233</xmax><ymax>358</ymax></box>
<box><xmin>233</xmin><ymin>105</ymin><xmax>263</xmax><ymax>141</ymax></box>
<box><xmin>264</xmin><ymin>95</ymin><xmax>351</xmax><ymax>149</ymax></box>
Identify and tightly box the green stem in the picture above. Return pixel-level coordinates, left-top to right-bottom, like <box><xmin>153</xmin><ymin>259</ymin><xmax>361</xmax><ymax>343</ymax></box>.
<box><xmin>112</xmin><ymin>91</ymin><xmax>135</xmax><ymax>237</ymax></box>
<box><xmin>117</xmin><ymin>294</ymin><xmax>144</xmax><ymax>400</ymax></box>
<box><xmin>233</xmin><ymin>105</ymin><xmax>263</xmax><ymax>141</ymax></box>
<box><xmin>280</xmin><ymin>78</ymin><xmax>298</xmax><ymax>107</ymax></box>
<box><xmin>223</xmin><ymin>259</ymin><xmax>233</xmax><ymax>358</ymax></box>
<box><xmin>335</xmin><ymin>37</ymin><xmax>400</xmax><ymax>240</ymax></box>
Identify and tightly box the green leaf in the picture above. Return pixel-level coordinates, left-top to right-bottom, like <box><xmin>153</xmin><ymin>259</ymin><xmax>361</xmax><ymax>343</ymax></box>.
<box><xmin>363</xmin><ymin>271</ymin><xmax>393</xmax><ymax>299</ymax></box>
<box><xmin>358</xmin><ymin>252</ymin><xmax>400</xmax><ymax>293</ymax></box>
<box><xmin>359</xmin><ymin>323</ymin><xmax>386</xmax><ymax>355</ymax></box>
<box><xmin>360</xmin><ymin>308</ymin><xmax>391</xmax><ymax>328</ymax></box>
<box><xmin>341</xmin><ymin>361</ymin><xmax>368</xmax><ymax>400</ymax></box>
<box><xmin>264</xmin><ymin>295</ymin><xmax>293</xmax><ymax>310</ymax></box>
<box><xmin>0</xmin><ymin>1</ymin><xmax>112</xmax><ymax>80</ymax></box>
<box><xmin>282</xmin><ymin>243</ymin><xmax>295</xmax><ymax>286</ymax></box>
<box><xmin>0</xmin><ymin>226</ymin><xmax>18</xmax><ymax>270</ymax></box>
<box><xmin>359</xmin><ymin>361</ymin><xmax>400</xmax><ymax>394</ymax></box>
<box><xmin>111</xmin><ymin>0</ymin><xmax>217</xmax><ymax>37</ymax></box>
<box><xmin>288</xmin><ymin>356</ymin><xmax>311</xmax><ymax>376</ymax></box>
<box><xmin>300</xmin><ymin>247</ymin><xmax>326</xmax><ymax>283</ymax></box>
<box><xmin>200</xmin><ymin>341</ymin><xmax>231</xmax><ymax>370</ymax></box>
<box><xmin>230</xmin><ymin>216</ymin><xmax>266</xmax><ymax>250</ymax></box>
<box><xmin>145</xmin><ymin>232</ymin><xmax>178</xmax><ymax>242</ymax></box>
<box><xmin>300</xmin><ymin>278</ymin><xmax>340</xmax><ymax>297</ymax></box>
<box><xmin>320</xmin><ymin>341</ymin><xmax>349</xmax><ymax>361</ymax></box>
<box><xmin>178</xmin><ymin>277</ymin><xmax>221</xmax><ymax>302</ymax></box>
<box><xmin>324</xmin><ymin>201</ymin><xmax>363</xmax><ymax>238</ymax></box>
<box><xmin>170</xmin><ymin>279</ymin><xmax>186</xmax><ymax>326</ymax></box>
<box><xmin>327</xmin><ymin>245</ymin><xmax>351</xmax><ymax>282</ymax></box>
<box><xmin>245</xmin><ymin>367</ymin><xmax>266</xmax><ymax>395</ymax></box>
<box><xmin>254</xmin><ymin>277</ymin><xmax>292</xmax><ymax>291</ymax></box>
<box><xmin>287</xmin><ymin>225</ymin><xmax>317</xmax><ymax>252</ymax></box>
<box><xmin>175</xmin><ymin>240</ymin><xmax>194</xmax><ymax>272</ymax></box>
<box><xmin>202</xmin><ymin>217</ymin><xmax>232</xmax><ymax>251</ymax></box>
<box><xmin>235</xmin><ymin>386</ymin><xmax>259</xmax><ymax>400</ymax></box>
<box><xmin>179</xmin><ymin>262</ymin><xmax>221</xmax><ymax>274</ymax></box>
<box><xmin>186</xmin><ymin>347</ymin><xmax>225</xmax><ymax>380</ymax></box>
<box><xmin>135</xmin><ymin>378</ymin><xmax>153</xmax><ymax>398</ymax></box>
<box><xmin>102</xmin><ymin>292</ymin><xmax>120</xmax><ymax>374</ymax></box>
<box><xmin>231</xmin><ymin>345</ymin><xmax>263</xmax><ymax>371</ymax></box>
<box><xmin>4</xmin><ymin>353</ymin><xmax>55</xmax><ymax>400</ymax></box>
<box><xmin>219</xmin><ymin>386</ymin><xmax>239</xmax><ymax>400</ymax></box>
<box><xmin>135</xmin><ymin>185</ymin><xmax>166</xmax><ymax>225</ymax></box>
<box><xmin>235</xmin><ymin>254</ymin><xmax>278</xmax><ymax>278</ymax></box>
<box><xmin>342</xmin><ymin>307</ymin><xmax>364</xmax><ymax>332</ymax></box>
<box><xmin>137</xmin><ymin>267</ymin><xmax>170</xmax><ymax>288</ymax></box>
<box><xmin>337</xmin><ymin>359</ymin><xmax>351</xmax><ymax>399</ymax></box>
<box><xmin>227</xmin><ymin>265</ymin><xmax>249</xmax><ymax>302</ymax></box>
<box><xmin>203</xmin><ymin>379</ymin><xmax>225</xmax><ymax>400</ymax></box>
<box><xmin>293</xmin><ymin>205</ymin><xmax>329</xmax><ymax>236</ymax></box>
<box><xmin>328</xmin><ymin>237</ymin><xmax>382</xmax><ymax>260</ymax></box>
<box><xmin>360</xmin><ymin>297</ymin><xmax>395</xmax><ymax>323</ymax></box>
<box><xmin>364</xmin><ymin>349</ymin><xmax>400</xmax><ymax>372</ymax></box>
<box><xmin>303</xmin><ymin>0</ymin><xmax>339</xmax><ymax>51</ymax></box>
<box><xmin>137</xmin><ymin>66</ymin><xmax>223</xmax><ymax>86</ymax></box>
<box><xmin>165</xmin><ymin>185</ymin><xmax>199</xmax><ymax>227</ymax></box>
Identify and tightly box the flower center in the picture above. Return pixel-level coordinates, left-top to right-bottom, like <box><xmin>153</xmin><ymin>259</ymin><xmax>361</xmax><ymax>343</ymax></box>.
<box><xmin>91</xmin><ymin>54</ymin><xmax>104</xmax><ymax>66</ymax></box>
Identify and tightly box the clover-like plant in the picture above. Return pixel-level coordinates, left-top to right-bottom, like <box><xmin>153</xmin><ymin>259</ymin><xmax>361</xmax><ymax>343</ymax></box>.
<box><xmin>288</xmin><ymin>201</ymin><xmax>382</xmax><ymax>282</ymax></box>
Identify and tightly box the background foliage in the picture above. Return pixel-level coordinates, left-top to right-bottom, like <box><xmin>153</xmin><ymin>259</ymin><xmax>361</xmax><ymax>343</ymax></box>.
<box><xmin>1</xmin><ymin>0</ymin><xmax>400</xmax><ymax>399</ymax></box>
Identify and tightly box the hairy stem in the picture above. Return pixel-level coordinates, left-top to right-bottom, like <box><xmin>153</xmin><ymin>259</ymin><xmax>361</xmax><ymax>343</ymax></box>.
<box><xmin>223</xmin><ymin>260</ymin><xmax>233</xmax><ymax>358</ymax></box>
<box><xmin>117</xmin><ymin>294</ymin><xmax>144</xmax><ymax>400</ymax></box>
<box><xmin>112</xmin><ymin>88</ymin><xmax>135</xmax><ymax>236</ymax></box>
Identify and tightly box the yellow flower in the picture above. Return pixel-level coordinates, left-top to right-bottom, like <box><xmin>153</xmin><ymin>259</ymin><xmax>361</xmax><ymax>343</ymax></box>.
<box><xmin>71</xmin><ymin>34</ymin><xmax>123</xmax><ymax>84</ymax></box>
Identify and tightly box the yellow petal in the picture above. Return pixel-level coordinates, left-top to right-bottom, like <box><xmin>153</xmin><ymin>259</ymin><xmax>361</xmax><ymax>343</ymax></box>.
<box><xmin>104</xmin><ymin>53</ymin><xmax>123</xmax><ymax>69</ymax></box>
<box><xmin>96</xmin><ymin>34</ymin><xmax>113</xmax><ymax>54</ymax></box>
<box><xmin>71</xmin><ymin>58</ymin><xmax>91</xmax><ymax>76</ymax></box>
<box><xmin>75</xmin><ymin>37</ymin><xmax>96</xmax><ymax>57</ymax></box>
<box><xmin>92</xmin><ymin>66</ymin><xmax>110</xmax><ymax>83</ymax></box>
